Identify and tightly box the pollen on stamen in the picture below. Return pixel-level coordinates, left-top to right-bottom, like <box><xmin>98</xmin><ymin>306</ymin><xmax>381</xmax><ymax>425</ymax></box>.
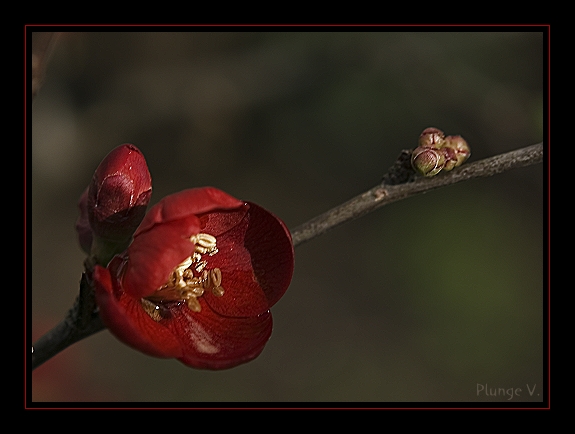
<box><xmin>177</xmin><ymin>256</ymin><xmax>194</xmax><ymax>270</ymax></box>
<box><xmin>211</xmin><ymin>285</ymin><xmax>225</xmax><ymax>297</ymax></box>
<box><xmin>186</xmin><ymin>296</ymin><xmax>202</xmax><ymax>312</ymax></box>
<box><xmin>143</xmin><ymin>233</ymin><xmax>225</xmax><ymax>315</ymax></box>
<box><xmin>191</xmin><ymin>233</ymin><xmax>217</xmax><ymax>248</ymax></box>
<box><xmin>210</xmin><ymin>268</ymin><xmax>222</xmax><ymax>287</ymax></box>
<box><xmin>187</xmin><ymin>286</ymin><xmax>204</xmax><ymax>297</ymax></box>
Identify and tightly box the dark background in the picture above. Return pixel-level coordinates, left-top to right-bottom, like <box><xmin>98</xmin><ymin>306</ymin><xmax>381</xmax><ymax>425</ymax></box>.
<box><xmin>31</xmin><ymin>30</ymin><xmax>544</xmax><ymax>402</ymax></box>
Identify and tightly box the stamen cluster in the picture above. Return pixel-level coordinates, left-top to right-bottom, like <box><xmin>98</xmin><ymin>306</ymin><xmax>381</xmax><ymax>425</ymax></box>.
<box><xmin>143</xmin><ymin>233</ymin><xmax>225</xmax><ymax>318</ymax></box>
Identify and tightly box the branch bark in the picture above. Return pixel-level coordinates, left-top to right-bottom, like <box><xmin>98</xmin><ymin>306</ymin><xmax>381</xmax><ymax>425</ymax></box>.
<box><xmin>31</xmin><ymin>142</ymin><xmax>544</xmax><ymax>369</ymax></box>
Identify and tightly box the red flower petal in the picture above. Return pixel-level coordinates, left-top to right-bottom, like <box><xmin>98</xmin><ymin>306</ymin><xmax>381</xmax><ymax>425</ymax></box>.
<box><xmin>93</xmin><ymin>259</ymin><xmax>182</xmax><ymax>358</ymax></box>
<box><xmin>198</xmin><ymin>202</ymin><xmax>294</xmax><ymax>318</ymax></box>
<box><xmin>198</xmin><ymin>205</ymin><xmax>269</xmax><ymax>317</ymax></box>
<box><xmin>135</xmin><ymin>187</ymin><xmax>243</xmax><ymax>236</ymax></box>
<box><xmin>123</xmin><ymin>215</ymin><xmax>202</xmax><ymax>298</ymax></box>
<box><xmin>164</xmin><ymin>300</ymin><xmax>273</xmax><ymax>370</ymax></box>
<box><xmin>242</xmin><ymin>202</ymin><xmax>294</xmax><ymax>308</ymax></box>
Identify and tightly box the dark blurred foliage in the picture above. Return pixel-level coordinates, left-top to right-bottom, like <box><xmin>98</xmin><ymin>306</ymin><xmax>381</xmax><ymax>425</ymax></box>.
<box><xmin>31</xmin><ymin>31</ymin><xmax>544</xmax><ymax>402</ymax></box>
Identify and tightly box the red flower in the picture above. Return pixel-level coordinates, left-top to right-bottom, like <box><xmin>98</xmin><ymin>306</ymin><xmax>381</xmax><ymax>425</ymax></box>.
<box><xmin>93</xmin><ymin>187</ymin><xmax>294</xmax><ymax>369</ymax></box>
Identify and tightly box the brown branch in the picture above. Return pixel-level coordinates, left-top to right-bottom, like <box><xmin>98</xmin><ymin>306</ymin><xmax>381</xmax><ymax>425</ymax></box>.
<box><xmin>30</xmin><ymin>142</ymin><xmax>543</xmax><ymax>369</ymax></box>
<box><xmin>32</xmin><ymin>273</ymin><xmax>104</xmax><ymax>369</ymax></box>
<box><xmin>291</xmin><ymin>143</ymin><xmax>543</xmax><ymax>246</ymax></box>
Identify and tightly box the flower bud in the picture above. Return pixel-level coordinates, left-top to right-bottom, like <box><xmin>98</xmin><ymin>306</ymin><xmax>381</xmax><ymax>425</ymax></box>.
<box><xmin>87</xmin><ymin>144</ymin><xmax>152</xmax><ymax>240</ymax></box>
<box><xmin>411</xmin><ymin>146</ymin><xmax>446</xmax><ymax>177</ymax></box>
<box><xmin>418</xmin><ymin>127</ymin><xmax>445</xmax><ymax>148</ymax></box>
<box><xmin>442</xmin><ymin>135</ymin><xmax>471</xmax><ymax>170</ymax></box>
<box><xmin>82</xmin><ymin>144</ymin><xmax>152</xmax><ymax>265</ymax></box>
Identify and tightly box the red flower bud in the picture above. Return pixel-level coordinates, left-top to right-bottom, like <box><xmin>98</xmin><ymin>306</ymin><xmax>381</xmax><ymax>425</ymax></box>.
<box><xmin>87</xmin><ymin>144</ymin><xmax>152</xmax><ymax>242</ymax></box>
<box><xmin>93</xmin><ymin>187</ymin><xmax>295</xmax><ymax>370</ymax></box>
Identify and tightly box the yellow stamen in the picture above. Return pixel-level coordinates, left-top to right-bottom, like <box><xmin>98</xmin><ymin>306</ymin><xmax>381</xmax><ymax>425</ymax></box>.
<box><xmin>142</xmin><ymin>232</ymin><xmax>224</xmax><ymax>320</ymax></box>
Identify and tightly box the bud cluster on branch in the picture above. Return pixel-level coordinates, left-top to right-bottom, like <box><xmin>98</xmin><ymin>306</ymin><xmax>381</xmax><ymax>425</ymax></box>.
<box><xmin>411</xmin><ymin>127</ymin><xmax>471</xmax><ymax>177</ymax></box>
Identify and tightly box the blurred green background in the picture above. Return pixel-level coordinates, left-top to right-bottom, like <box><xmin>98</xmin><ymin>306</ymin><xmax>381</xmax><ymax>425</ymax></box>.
<box><xmin>31</xmin><ymin>31</ymin><xmax>544</xmax><ymax>403</ymax></box>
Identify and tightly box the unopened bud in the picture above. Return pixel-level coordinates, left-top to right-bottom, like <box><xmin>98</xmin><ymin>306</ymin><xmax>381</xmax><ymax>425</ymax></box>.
<box><xmin>418</xmin><ymin>127</ymin><xmax>445</xmax><ymax>148</ymax></box>
<box><xmin>442</xmin><ymin>135</ymin><xmax>471</xmax><ymax>170</ymax></box>
<box><xmin>411</xmin><ymin>146</ymin><xmax>446</xmax><ymax>177</ymax></box>
<box><xmin>78</xmin><ymin>144</ymin><xmax>152</xmax><ymax>265</ymax></box>
<box><xmin>87</xmin><ymin>144</ymin><xmax>152</xmax><ymax>241</ymax></box>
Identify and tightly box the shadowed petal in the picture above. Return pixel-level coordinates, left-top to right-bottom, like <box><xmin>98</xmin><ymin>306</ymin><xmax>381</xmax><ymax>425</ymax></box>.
<box><xmin>123</xmin><ymin>216</ymin><xmax>201</xmax><ymax>298</ymax></box>
<box><xmin>135</xmin><ymin>187</ymin><xmax>243</xmax><ymax>236</ymax></box>
<box><xmin>93</xmin><ymin>260</ymin><xmax>182</xmax><ymax>358</ymax></box>
<box><xmin>164</xmin><ymin>300</ymin><xmax>273</xmax><ymax>370</ymax></box>
<box><xmin>244</xmin><ymin>202</ymin><xmax>294</xmax><ymax>308</ymax></box>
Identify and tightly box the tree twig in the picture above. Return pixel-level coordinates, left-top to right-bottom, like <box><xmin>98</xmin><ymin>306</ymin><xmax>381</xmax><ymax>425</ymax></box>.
<box><xmin>291</xmin><ymin>143</ymin><xmax>543</xmax><ymax>246</ymax></box>
<box><xmin>31</xmin><ymin>142</ymin><xmax>543</xmax><ymax>369</ymax></box>
<box><xmin>32</xmin><ymin>274</ymin><xmax>104</xmax><ymax>369</ymax></box>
